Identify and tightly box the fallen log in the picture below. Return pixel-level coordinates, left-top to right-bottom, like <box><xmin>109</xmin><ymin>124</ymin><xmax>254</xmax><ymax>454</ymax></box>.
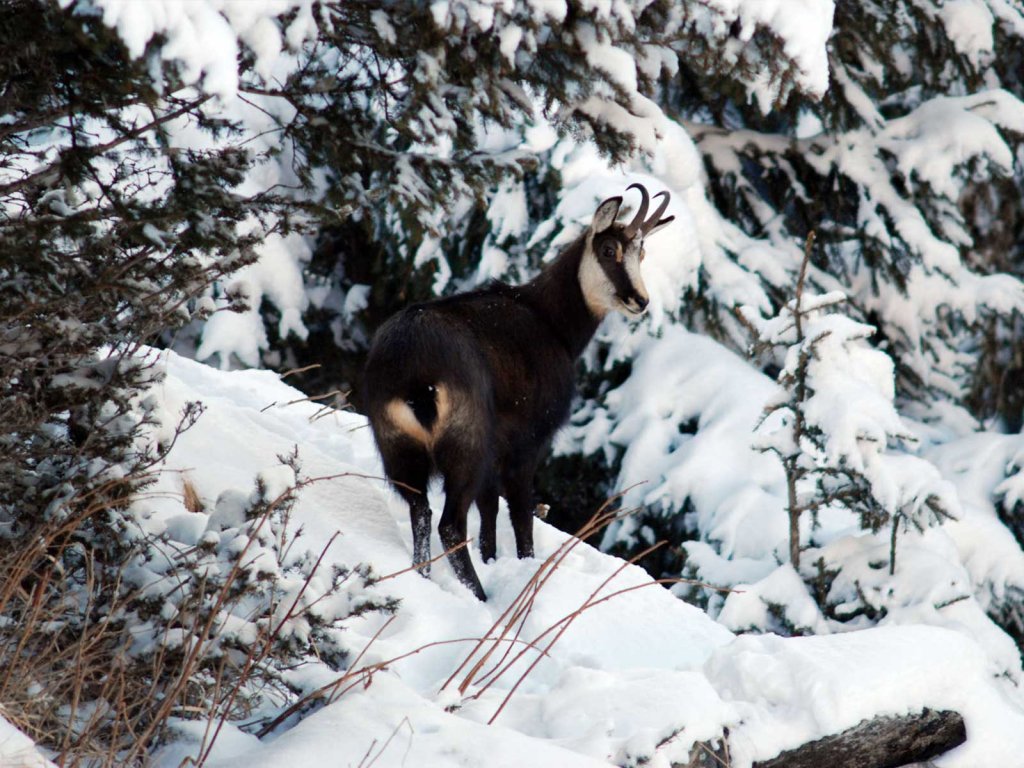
<box><xmin>753</xmin><ymin>708</ymin><xmax>966</xmax><ymax>768</ymax></box>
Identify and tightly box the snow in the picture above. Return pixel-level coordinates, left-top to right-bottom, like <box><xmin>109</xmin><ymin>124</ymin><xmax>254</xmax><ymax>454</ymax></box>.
<box><xmin>937</xmin><ymin>0</ymin><xmax>995</xmax><ymax>66</ymax></box>
<box><xmin>581</xmin><ymin>317</ymin><xmax>1024</xmax><ymax>753</ymax></box>
<box><xmin>0</xmin><ymin>715</ymin><xmax>55</xmax><ymax>768</ymax></box>
<box><xmin>926</xmin><ymin>433</ymin><xmax>1024</xmax><ymax>631</ymax></box>
<box><xmin>595</xmin><ymin>327</ymin><xmax>787</xmax><ymax>561</ymax></box>
<box><xmin>710</xmin><ymin>0</ymin><xmax>835</xmax><ymax>102</ymax></box>
<box><xmin>196</xmin><ymin>232</ymin><xmax>312</xmax><ymax>369</ymax></box>
<box><xmin>41</xmin><ymin>0</ymin><xmax>320</xmax><ymax>375</ymax></box>
<box><xmin>717</xmin><ymin>564</ymin><xmax>830</xmax><ymax>635</ymax></box>
<box><xmin>80</xmin><ymin>349</ymin><xmax>1022</xmax><ymax>767</ymax></box>
<box><xmin>706</xmin><ymin>625</ymin><xmax>1024</xmax><ymax>766</ymax></box>
<box><xmin>213</xmin><ymin>674</ymin><xmax>614</xmax><ymax>768</ymax></box>
<box><xmin>879</xmin><ymin>91</ymin><xmax>1024</xmax><ymax>202</ymax></box>
<box><xmin>135</xmin><ymin>350</ymin><xmax>736</xmax><ymax>766</ymax></box>
<box><xmin>692</xmin><ymin>84</ymin><xmax>1024</xmax><ymax>396</ymax></box>
<box><xmin>58</xmin><ymin>0</ymin><xmax>846</xmax><ymax>379</ymax></box>
<box><xmin>195</xmin><ymin>299</ymin><xmax>269</xmax><ymax>369</ymax></box>
<box><xmin>63</xmin><ymin>0</ymin><xmax>318</xmax><ymax>100</ymax></box>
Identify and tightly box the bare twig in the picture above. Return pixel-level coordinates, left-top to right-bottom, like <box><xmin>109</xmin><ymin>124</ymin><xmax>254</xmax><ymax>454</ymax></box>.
<box><xmin>357</xmin><ymin>717</ymin><xmax>413</xmax><ymax>768</ymax></box>
<box><xmin>281</xmin><ymin>363</ymin><xmax>322</xmax><ymax>378</ymax></box>
<box><xmin>440</xmin><ymin>498</ymin><xmax>626</xmax><ymax>696</ymax></box>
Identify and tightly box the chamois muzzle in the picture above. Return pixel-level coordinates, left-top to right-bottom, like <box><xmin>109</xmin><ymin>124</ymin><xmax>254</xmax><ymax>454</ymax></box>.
<box><xmin>624</xmin><ymin>295</ymin><xmax>649</xmax><ymax>314</ymax></box>
<box><xmin>623</xmin><ymin>183</ymin><xmax>673</xmax><ymax>239</ymax></box>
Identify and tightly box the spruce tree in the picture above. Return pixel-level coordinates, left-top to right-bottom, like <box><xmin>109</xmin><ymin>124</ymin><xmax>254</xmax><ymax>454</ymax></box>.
<box><xmin>750</xmin><ymin>239</ymin><xmax>954</xmax><ymax>575</ymax></box>
<box><xmin>0</xmin><ymin>0</ymin><xmax>271</xmax><ymax>544</ymax></box>
<box><xmin>0</xmin><ymin>2</ymin><xmax>389</xmax><ymax>758</ymax></box>
<box><xmin>185</xmin><ymin>0</ymin><xmax>840</xmax><ymax>394</ymax></box>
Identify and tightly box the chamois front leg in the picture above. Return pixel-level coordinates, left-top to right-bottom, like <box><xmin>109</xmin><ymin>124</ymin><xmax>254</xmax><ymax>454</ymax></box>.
<box><xmin>503</xmin><ymin>465</ymin><xmax>537</xmax><ymax>560</ymax></box>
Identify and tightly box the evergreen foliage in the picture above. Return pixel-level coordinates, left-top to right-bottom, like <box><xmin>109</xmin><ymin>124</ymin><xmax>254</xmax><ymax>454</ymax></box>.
<box><xmin>638</xmin><ymin>2</ymin><xmax>1024</xmax><ymax>647</ymax></box>
<box><xmin>1</xmin><ymin>0</ymin><xmax>263</xmax><ymax>532</ymax></box>
<box><xmin>749</xmin><ymin>237</ymin><xmax>955</xmax><ymax>572</ymax></box>
<box><xmin>0</xmin><ymin>2</ymin><xmax>389</xmax><ymax>760</ymax></box>
<box><xmin>686</xmin><ymin>3</ymin><xmax>1024</xmax><ymax>414</ymax></box>
<box><xmin>195</xmin><ymin>0</ymin><xmax>838</xmax><ymax>390</ymax></box>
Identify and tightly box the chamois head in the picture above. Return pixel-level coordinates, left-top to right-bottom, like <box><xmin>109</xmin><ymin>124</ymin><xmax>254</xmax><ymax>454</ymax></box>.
<box><xmin>579</xmin><ymin>183</ymin><xmax>674</xmax><ymax>318</ymax></box>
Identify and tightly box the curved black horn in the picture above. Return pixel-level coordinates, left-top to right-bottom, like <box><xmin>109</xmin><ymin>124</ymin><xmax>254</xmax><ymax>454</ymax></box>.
<box><xmin>644</xmin><ymin>190</ymin><xmax>671</xmax><ymax>233</ymax></box>
<box><xmin>623</xmin><ymin>183</ymin><xmax>650</xmax><ymax>237</ymax></box>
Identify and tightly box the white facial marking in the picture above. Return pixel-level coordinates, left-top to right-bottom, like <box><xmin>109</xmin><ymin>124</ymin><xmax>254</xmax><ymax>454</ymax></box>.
<box><xmin>579</xmin><ymin>232</ymin><xmax>650</xmax><ymax>318</ymax></box>
<box><xmin>581</xmin><ymin>190</ymin><xmax>660</xmax><ymax>318</ymax></box>
<box><xmin>623</xmin><ymin>243</ymin><xmax>649</xmax><ymax>307</ymax></box>
<box><xmin>579</xmin><ymin>246</ymin><xmax>616</xmax><ymax>317</ymax></box>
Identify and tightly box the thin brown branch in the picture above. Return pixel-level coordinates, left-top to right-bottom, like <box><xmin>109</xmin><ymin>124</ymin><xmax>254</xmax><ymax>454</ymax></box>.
<box><xmin>281</xmin><ymin>363</ymin><xmax>322</xmax><ymax>378</ymax></box>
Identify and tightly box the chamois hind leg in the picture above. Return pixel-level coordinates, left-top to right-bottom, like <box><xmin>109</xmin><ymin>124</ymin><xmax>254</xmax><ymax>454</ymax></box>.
<box><xmin>379</xmin><ymin>439</ymin><xmax>433</xmax><ymax>574</ymax></box>
<box><xmin>439</xmin><ymin>482</ymin><xmax>486</xmax><ymax>600</ymax></box>
<box><xmin>435</xmin><ymin>435</ymin><xmax>488</xmax><ymax>601</ymax></box>
<box><xmin>476</xmin><ymin>475</ymin><xmax>500</xmax><ymax>563</ymax></box>
<box><xmin>503</xmin><ymin>460</ymin><xmax>538</xmax><ymax>559</ymax></box>
<box><xmin>406</xmin><ymin>490</ymin><xmax>433</xmax><ymax>575</ymax></box>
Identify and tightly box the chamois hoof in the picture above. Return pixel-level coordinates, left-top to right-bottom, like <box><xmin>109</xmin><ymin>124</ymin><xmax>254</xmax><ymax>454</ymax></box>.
<box><xmin>463</xmin><ymin>574</ymin><xmax>487</xmax><ymax>602</ymax></box>
<box><xmin>454</xmin><ymin>574</ymin><xmax>486</xmax><ymax>601</ymax></box>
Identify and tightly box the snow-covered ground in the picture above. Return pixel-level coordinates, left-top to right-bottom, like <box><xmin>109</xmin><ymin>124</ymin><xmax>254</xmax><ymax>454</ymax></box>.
<box><xmin>8</xmin><ymin>2</ymin><xmax>1024</xmax><ymax>766</ymax></box>
<box><xmin>4</xmin><ymin>348</ymin><xmax>1017</xmax><ymax>767</ymax></box>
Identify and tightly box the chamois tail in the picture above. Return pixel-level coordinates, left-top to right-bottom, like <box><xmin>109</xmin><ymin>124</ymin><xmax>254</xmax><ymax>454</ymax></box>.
<box><xmin>382</xmin><ymin>383</ymin><xmax>451</xmax><ymax>448</ymax></box>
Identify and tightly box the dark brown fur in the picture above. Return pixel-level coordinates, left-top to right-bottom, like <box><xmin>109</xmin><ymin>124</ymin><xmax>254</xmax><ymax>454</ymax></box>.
<box><xmin>363</xmin><ymin>188</ymin><xmax>672</xmax><ymax>599</ymax></box>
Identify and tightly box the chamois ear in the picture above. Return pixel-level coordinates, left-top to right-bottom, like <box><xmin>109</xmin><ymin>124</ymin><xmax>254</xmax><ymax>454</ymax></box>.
<box><xmin>591</xmin><ymin>196</ymin><xmax>622</xmax><ymax>233</ymax></box>
<box><xmin>643</xmin><ymin>215</ymin><xmax>675</xmax><ymax>239</ymax></box>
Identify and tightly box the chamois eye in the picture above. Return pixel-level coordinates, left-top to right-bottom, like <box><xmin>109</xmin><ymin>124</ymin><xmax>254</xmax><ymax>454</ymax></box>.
<box><xmin>601</xmin><ymin>242</ymin><xmax>616</xmax><ymax>260</ymax></box>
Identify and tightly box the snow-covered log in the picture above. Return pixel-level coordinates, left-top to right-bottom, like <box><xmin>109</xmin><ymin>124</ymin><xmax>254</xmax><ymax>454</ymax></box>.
<box><xmin>753</xmin><ymin>708</ymin><xmax>966</xmax><ymax>768</ymax></box>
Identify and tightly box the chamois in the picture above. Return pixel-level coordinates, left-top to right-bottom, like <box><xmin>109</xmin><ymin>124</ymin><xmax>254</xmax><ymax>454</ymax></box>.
<box><xmin>363</xmin><ymin>184</ymin><xmax>674</xmax><ymax>600</ymax></box>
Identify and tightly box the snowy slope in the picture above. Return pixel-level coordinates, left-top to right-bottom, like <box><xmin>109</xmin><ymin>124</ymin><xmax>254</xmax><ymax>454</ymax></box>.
<box><xmin>0</xmin><ymin>716</ymin><xmax>55</xmax><ymax>768</ymax></box>
<box><xmin>142</xmin><ymin>351</ymin><xmax>735</xmax><ymax>767</ymax></box>
<box><xmin>93</xmin><ymin>349</ymin><xmax>1024</xmax><ymax>767</ymax></box>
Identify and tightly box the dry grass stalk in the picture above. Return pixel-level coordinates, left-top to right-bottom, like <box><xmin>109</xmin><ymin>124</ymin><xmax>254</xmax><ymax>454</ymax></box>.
<box><xmin>431</xmin><ymin>491</ymin><xmax>738</xmax><ymax>724</ymax></box>
<box><xmin>260</xmin><ymin>388</ymin><xmax>351</xmax><ymax>417</ymax></box>
<box><xmin>0</xmin><ymin>468</ymin><xmax>384</xmax><ymax>766</ymax></box>
<box><xmin>480</xmin><ymin>538</ymin><xmax>666</xmax><ymax>723</ymax></box>
<box><xmin>253</xmin><ymin>628</ymin><xmax>543</xmax><ymax>739</ymax></box>
<box><xmin>440</xmin><ymin>492</ymin><xmax>634</xmax><ymax>696</ymax></box>
<box><xmin>356</xmin><ymin>716</ymin><xmax>413</xmax><ymax>768</ymax></box>
<box><xmin>250</xmin><ymin>491</ymin><xmax>736</xmax><ymax>748</ymax></box>
<box><xmin>128</xmin><ymin>478</ymin><xmax>326</xmax><ymax>766</ymax></box>
<box><xmin>191</xmin><ymin>531</ymin><xmax>346</xmax><ymax>766</ymax></box>
<box><xmin>281</xmin><ymin>363</ymin><xmax>322</xmax><ymax>379</ymax></box>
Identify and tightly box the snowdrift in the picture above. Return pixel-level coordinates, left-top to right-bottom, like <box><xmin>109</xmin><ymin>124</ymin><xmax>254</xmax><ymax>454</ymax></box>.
<box><xmin>7</xmin><ymin>349</ymin><xmax>1024</xmax><ymax>767</ymax></box>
